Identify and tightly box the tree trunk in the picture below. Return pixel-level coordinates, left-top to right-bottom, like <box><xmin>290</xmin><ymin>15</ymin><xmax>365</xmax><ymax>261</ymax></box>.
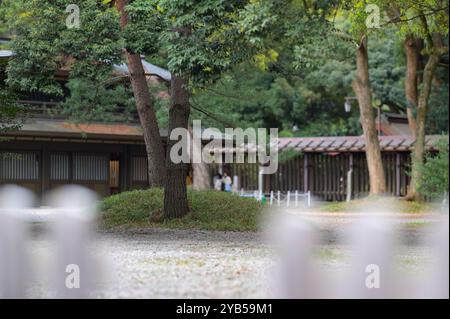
<box><xmin>407</xmin><ymin>51</ymin><xmax>441</xmax><ymax>201</ymax></box>
<box><xmin>116</xmin><ymin>0</ymin><xmax>166</xmax><ymax>187</ymax></box>
<box><xmin>404</xmin><ymin>35</ymin><xmax>419</xmax><ymax>136</ymax></box>
<box><xmin>352</xmin><ymin>36</ymin><xmax>387</xmax><ymax>195</ymax></box>
<box><xmin>163</xmin><ymin>74</ymin><xmax>190</xmax><ymax>219</ymax></box>
<box><xmin>189</xmin><ymin>126</ymin><xmax>211</xmax><ymax>190</ymax></box>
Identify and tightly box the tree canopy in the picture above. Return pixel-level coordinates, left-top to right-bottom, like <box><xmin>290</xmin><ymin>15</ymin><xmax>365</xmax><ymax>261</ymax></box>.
<box><xmin>1</xmin><ymin>0</ymin><xmax>447</xmax><ymax>136</ymax></box>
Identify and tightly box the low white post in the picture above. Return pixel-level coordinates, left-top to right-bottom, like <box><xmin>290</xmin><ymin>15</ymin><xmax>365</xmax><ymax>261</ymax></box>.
<box><xmin>346</xmin><ymin>169</ymin><xmax>353</xmax><ymax>202</ymax></box>
<box><xmin>258</xmin><ymin>168</ymin><xmax>264</xmax><ymax>201</ymax></box>
<box><xmin>295</xmin><ymin>190</ymin><xmax>299</xmax><ymax>207</ymax></box>
<box><xmin>277</xmin><ymin>191</ymin><xmax>281</xmax><ymax>206</ymax></box>
<box><xmin>287</xmin><ymin>191</ymin><xmax>291</xmax><ymax>207</ymax></box>
<box><xmin>307</xmin><ymin>191</ymin><xmax>311</xmax><ymax>208</ymax></box>
<box><xmin>270</xmin><ymin>191</ymin><xmax>274</xmax><ymax>206</ymax></box>
<box><xmin>233</xmin><ymin>175</ymin><xmax>239</xmax><ymax>193</ymax></box>
<box><xmin>240</xmin><ymin>188</ymin><xmax>244</xmax><ymax>196</ymax></box>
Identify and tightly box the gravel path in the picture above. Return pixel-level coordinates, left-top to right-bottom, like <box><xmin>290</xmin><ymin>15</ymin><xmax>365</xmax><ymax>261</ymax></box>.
<box><xmin>22</xmin><ymin>213</ymin><xmax>445</xmax><ymax>298</ymax></box>
<box><xmin>26</xmin><ymin>229</ymin><xmax>274</xmax><ymax>298</ymax></box>
<box><xmin>95</xmin><ymin>229</ymin><xmax>273</xmax><ymax>298</ymax></box>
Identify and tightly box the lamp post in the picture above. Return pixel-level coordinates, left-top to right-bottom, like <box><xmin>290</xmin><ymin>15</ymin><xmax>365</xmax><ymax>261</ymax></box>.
<box><xmin>344</xmin><ymin>96</ymin><xmax>358</xmax><ymax>113</ymax></box>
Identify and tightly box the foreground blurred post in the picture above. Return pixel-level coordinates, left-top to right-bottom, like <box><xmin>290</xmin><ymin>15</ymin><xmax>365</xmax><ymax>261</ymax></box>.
<box><xmin>273</xmin><ymin>214</ymin><xmax>320</xmax><ymax>298</ymax></box>
<box><xmin>339</xmin><ymin>214</ymin><xmax>397</xmax><ymax>298</ymax></box>
<box><xmin>48</xmin><ymin>186</ymin><xmax>98</xmax><ymax>298</ymax></box>
<box><xmin>0</xmin><ymin>185</ymin><xmax>35</xmax><ymax>298</ymax></box>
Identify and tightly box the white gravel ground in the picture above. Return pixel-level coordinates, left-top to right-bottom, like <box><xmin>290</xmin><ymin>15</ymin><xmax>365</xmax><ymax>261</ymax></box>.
<box><xmin>23</xmin><ymin>214</ymin><xmax>439</xmax><ymax>299</ymax></box>
<box><xmin>95</xmin><ymin>229</ymin><xmax>274</xmax><ymax>298</ymax></box>
<box><xmin>26</xmin><ymin>229</ymin><xmax>275</xmax><ymax>298</ymax></box>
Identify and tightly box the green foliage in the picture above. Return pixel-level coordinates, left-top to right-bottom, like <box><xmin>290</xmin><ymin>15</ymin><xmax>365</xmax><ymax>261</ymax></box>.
<box><xmin>236</xmin><ymin>0</ymin><xmax>278</xmax><ymax>48</ymax></box>
<box><xmin>417</xmin><ymin>137</ymin><xmax>449</xmax><ymax>200</ymax></box>
<box><xmin>122</xmin><ymin>0</ymin><xmax>164</xmax><ymax>55</ymax></box>
<box><xmin>382</xmin><ymin>0</ymin><xmax>449</xmax><ymax>43</ymax></box>
<box><xmin>193</xmin><ymin>56</ymin><xmax>362</xmax><ymax>136</ymax></box>
<box><xmin>157</xmin><ymin>0</ymin><xmax>257</xmax><ymax>85</ymax></box>
<box><xmin>151</xmin><ymin>81</ymin><xmax>171</xmax><ymax>128</ymax></box>
<box><xmin>369</xmin><ymin>33</ymin><xmax>406</xmax><ymax>110</ymax></box>
<box><xmin>5</xmin><ymin>0</ymin><xmax>128</xmax><ymax>122</ymax></box>
<box><xmin>427</xmin><ymin>69</ymin><xmax>449</xmax><ymax>134</ymax></box>
<box><xmin>0</xmin><ymin>0</ymin><xmax>22</xmax><ymax>38</ymax></box>
<box><xmin>101</xmin><ymin>188</ymin><xmax>264</xmax><ymax>231</ymax></box>
<box><xmin>7</xmin><ymin>0</ymin><xmax>122</xmax><ymax>96</ymax></box>
<box><xmin>0</xmin><ymin>89</ymin><xmax>24</xmax><ymax>133</ymax></box>
<box><xmin>2</xmin><ymin>0</ymin><xmax>449</xmax><ymax>138</ymax></box>
<box><xmin>57</xmin><ymin>77</ymin><xmax>135</xmax><ymax>123</ymax></box>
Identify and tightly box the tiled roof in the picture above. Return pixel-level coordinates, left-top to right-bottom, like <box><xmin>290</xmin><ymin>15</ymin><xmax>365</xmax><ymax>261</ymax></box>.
<box><xmin>203</xmin><ymin>135</ymin><xmax>444</xmax><ymax>154</ymax></box>
<box><xmin>277</xmin><ymin>135</ymin><xmax>444</xmax><ymax>152</ymax></box>
<box><xmin>2</xmin><ymin>118</ymin><xmax>234</xmax><ymax>143</ymax></box>
<box><xmin>113</xmin><ymin>58</ymin><xmax>171</xmax><ymax>82</ymax></box>
<box><xmin>0</xmin><ymin>49</ymin><xmax>171</xmax><ymax>82</ymax></box>
<box><xmin>0</xmin><ymin>49</ymin><xmax>13</xmax><ymax>58</ymax></box>
<box><xmin>1</xmin><ymin>118</ymin><xmax>159</xmax><ymax>142</ymax></box>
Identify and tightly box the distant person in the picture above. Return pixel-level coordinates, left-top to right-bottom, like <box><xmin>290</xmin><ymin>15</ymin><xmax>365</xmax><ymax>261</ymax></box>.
<box><xmin>223</xmin><ymin>172</ymin><xmax>232</xmax><ymax>192</ymax></box>
<box><xmin>214</xmin><ymin>173</ymin><xmax>223</xmax><ymax>191</ymax></box>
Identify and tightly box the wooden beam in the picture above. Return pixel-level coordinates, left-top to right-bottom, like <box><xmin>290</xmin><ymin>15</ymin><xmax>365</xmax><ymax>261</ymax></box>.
<box><xmin>303</xmin><ymin>153</ymin><xmax>309</xmax><ymax>193</ymax></box>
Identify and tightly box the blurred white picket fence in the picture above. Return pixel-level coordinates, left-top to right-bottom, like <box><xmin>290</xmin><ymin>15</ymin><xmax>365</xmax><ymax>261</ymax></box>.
<box><xmin>240</xmin><ymin>189</ymin><xmax>311</xmax><ymax>208</ymax></box>
<box><xmin>271</xmin><ymin>210</ymin><xmax>449</xmax><ymax>298</ymax></box>
<box><xmin>0</xmin><ymin>184</ymin><xmax>98</xmax><ymax>298</ymax></box>
<box><xmin>2</xmin><ymin>184</ymin><xmax>448</xmax><ymax>299</ymax></box>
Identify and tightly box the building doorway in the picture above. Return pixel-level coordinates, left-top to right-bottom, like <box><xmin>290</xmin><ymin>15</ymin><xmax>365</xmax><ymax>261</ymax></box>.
<box><xmin>109</xmin><ymin>153</ymin><xmax>120</xmax><ymax>195</ymax></box>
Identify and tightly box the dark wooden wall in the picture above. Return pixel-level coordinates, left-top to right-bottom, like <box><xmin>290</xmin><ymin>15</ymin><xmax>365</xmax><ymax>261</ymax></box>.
<box><xmin>229</xmin><ymin>151</ymin><xmax>412</xmax><ymax>201</ymax></box>
<box><xmin>0</xmin><ymin>140</ymin><xmax>149</xmax><ymax>199</ymax></box>
<box><xmin>1</xmin><ymin>139</ymin><xmax>414</xmax><ymax>202</ymax></box>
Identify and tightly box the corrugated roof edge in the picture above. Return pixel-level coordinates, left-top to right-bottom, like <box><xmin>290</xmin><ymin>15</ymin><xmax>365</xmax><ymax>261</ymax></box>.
<box><xmin>0</xmin><ymin>49</ymin><xmax>171</xmax><ymax>82</ymax></box>
<box><xmin>276</xmin><ymin>135</ymin><xmax>446</xmax><ymax>152</ymax></box>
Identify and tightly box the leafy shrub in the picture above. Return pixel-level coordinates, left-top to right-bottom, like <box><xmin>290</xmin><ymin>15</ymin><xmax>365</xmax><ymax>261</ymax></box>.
<box><xmin>101</xmin><ymin>188</ymin><xmax>264</xmax><ymax>231</ymax></box>
<box><xmin>417</xmin><ymin>137</ymin><xmax>449</xmax><ymax>200</ymax></box>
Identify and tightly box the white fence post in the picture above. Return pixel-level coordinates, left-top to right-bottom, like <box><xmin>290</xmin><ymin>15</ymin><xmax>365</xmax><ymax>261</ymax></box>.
<box><xmin>0</xmin><ymin>185</ymin><xmax>34</xmax><ymax>298</ymax></box>
<box><xmin>307</xmin><ymin>191</ymin><xmax>311</xmax><ymax>208</ymax></box>
<box><xmin>258</xmin><ymin>167</ymin><xmax>264</xmax><ymax>201</ymax></box>
<box><xmin>270</xmin><ymin>191</ymin><xmax>274</xmax><ymax>206</ymax></box>
<box><xmin>295</xmin><ymin>190</ymin><xmax>299</xmax><ymax>207</ymax></box>
<box><xmin>286</xmin><ymin>191</ymin><xmax>290</xmax><ymax>208</ymax></box>
<box><xmin>346</xmin><ymin>169</ymin><xmax>353</xmax><ymax>202</ymax></box>
<box><xmin>233</xmin><ymin>175</ymin><xmax>239</xmax><ymax>193</ymax></box>
<box><xmin>48</xmin><ymin>186</ymin><xmax>98</xmax><ymax>298</ymax></box>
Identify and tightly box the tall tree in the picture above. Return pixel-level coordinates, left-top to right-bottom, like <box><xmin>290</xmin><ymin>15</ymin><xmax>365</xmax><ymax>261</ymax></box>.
<box><xmin>352</xmin><ymin>35</ymin><xmax>387</xmax><ymax>194</ymax></box>
<box><xmin>408</xmin><ymin>33</ymin><xmax>448</xmax><ymax>200</ymax></box>
<box><xmin>403</xmin><ymin>35</ymin><xmax>420</xmax><ymax>135</ymax></box>
<box><xmin>158</xmin><ymin>0</ymin><xmax>257</xmax><ymax>219</ymax></box>
<box><xmin>164</xmin><ymin>71</ymin><xmax>191</xmax><ymax>218</ymax></box>
<box><xmin>386</xmin><ymin>5</ymin><xmax>420</xmax><ymax>135</ymax></box>
<box><xmin>235</xmin><ymin>0</ymin><xmax>388</xmax><ymax>195</ymax></box>
<box><xmin>116</xmin><ymin>0</ymin><xmax>166</xmax><ymax>187</ymax></box>
<box><xmin>382</xmin><ymin>0</ymin><xmax>449</xmax><ymax>200</ymax></box>
<box><xmin>343</xmin><ymin>1</ymin><xmax>388</xmax><ymax>195</ymax></box>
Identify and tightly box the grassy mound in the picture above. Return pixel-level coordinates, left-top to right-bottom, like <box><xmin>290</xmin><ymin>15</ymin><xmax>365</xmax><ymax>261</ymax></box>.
<box><xmin>318</xmin><ymin>197</ymin><xmax>436</xmax><ymax>214</ymax></box>
<box><xmin>100</xmin><ymin>188</ymin><xmax>264</xmax><ymax>231</ymax></box>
